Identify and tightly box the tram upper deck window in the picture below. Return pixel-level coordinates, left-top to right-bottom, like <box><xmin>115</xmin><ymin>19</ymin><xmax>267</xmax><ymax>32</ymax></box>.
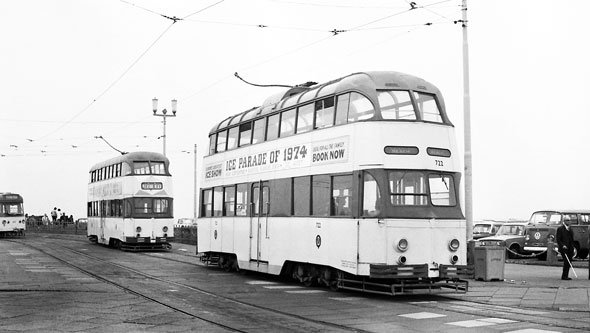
<box><xmin>239</xmin><ymin>122</ymin><xmax>252</xmax><ymax>147</ymax></box>
<box><xmin>209</xmin><ymin>135</ymin><xmax>216</xmax><ymax>155</ymax></box>
<box><xmin>227</xmin><ymin>126</ymin><xmax>239</xmax><ymax>150</ymax></box>
<box><xmin>378</xmin><ymin>91</ymin><xmax>416</xmax><ymax>120</ymax></box>
<box><xmin>348</xmin><ymin>92</ymin><xmax>375</xmax><ymax>122</ymax></box>
<box><xmin>414</xmin><ymin>92</ymin><xmax>442</xmax><ymax>123</ymax></box>
<box><xmin>297</xmin><ymin>103</ymin><xmax>314</xmax><ymax>134</ymax></box>
<box><xmin>315</xmin><ymin>97</ymin><xmax>335</xmax><ymax>129</ymax></box>
<box><xmin>280</xmin><ymin>109</ymin><xmax>296</xmax><ymax>138</ymax></box>
<box><xmin>429</xmin><ymin>174</ymin><xmax>456</xmax><ymax>206</ymax></box>
<box><xmin>150</xmin><ymin>161</ymin><xmax>166</xmax><ymax>175</ymax></box>
<box><xmin>133</xmin><ymin>161</ymin><xmax>150</xmax><ymax>175</ymax></box>
<box><xmin>267</xmin><ymin>113</ymin><xmax>280</xmax><ymax>141</ymax></box>
<box><xmin>252</xmin><ymin>118</ymin><xmax>266</xmax><ymax>144</ymax></box>
<box><xmin>389</xmin><ymin>171</ymin><xmax>428</xmax><ymax>206</ymax></box>
<box><xmin>216</xmin><ymin>130</ymin><xmax>227</xmax><ymax>153</ymax></box>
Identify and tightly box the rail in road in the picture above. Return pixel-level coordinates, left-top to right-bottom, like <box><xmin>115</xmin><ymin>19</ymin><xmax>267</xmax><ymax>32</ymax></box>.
<box><xmin>2</xmin><ymin>234</ymin><xmax>589</xmax><ymax>332</ymax></box>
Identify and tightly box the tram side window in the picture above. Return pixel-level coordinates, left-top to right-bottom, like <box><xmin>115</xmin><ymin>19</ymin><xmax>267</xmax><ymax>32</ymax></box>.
<box><xmin>266</xmin><ymin>114</ymin><xmax>280</xmax><ymax>141</ymax></box>
<box><xmin>134</xmin><ymin>161</ymin><xmax>150</xmax><ymax>175</ymax></box>
<box><xmin>293</xmin><ymin>176</ymin><xmax>311</xmax><ymax>216</ymax></box>
<box><xmin>239</xmin><ymin>122</ymin><xmax>252</xmax><ymax>147</ymax></box>
<box><xmin>428</xmin><ymin>174</ymin><xmax>456</xmax><ymax>206</ymax></box>
<box><xmin>296</xmin><ymin>103</ymin><xmax>314</xmax><ymax>134</ymax></box>
<box><xmin>315</xmin><ymin>97</ymin><xmax>335</xmax><ymax>129</ymax></box>
<box><xmin>216</xmin><ymin>130</ymin><xmax>228</xmax><ymax>153</ymax></box>
<box><xmin>389</xmin><ymin>171</ymin><xmax>428</xmax><ymax>206</ymax></box>
<box><xmin>209</xmin><ymin>135</ymin><xmax>216</xmax><ymax>155</ymax></box>
<box><xmin>201</xmin><ymin>189</ymin><xmax>213</xmax><ymax>217</ymax></box>
<box><xmin>332</xmin><ymin>175</ymin><xmax>352</xmax><ymax>216</ymax></box>
<box><xmin>151</xmin><ymin>161</ymin><xmax>166</xmax><ymax>175</ymax></box>
<box><xmin>252</xmin><ymin>118</ymin><xmax>266</xmax><ymax>144</ymax></box>
<box><xmin>335</xmin><ymin>94</ymin><xmax>350</xmax><ymax>125</ymax></box>
<box><xmin>378</xmin><ymin>91</ymin><xmax>416</xmax><ymax>120</ymax></box>
<box><xmin>223</xmin><ymin>185</ymin><xmax>236</xmax><ymax>217</ymax></box>
<box><xmin>270</xmin><ymin>178</ymin><xmax>291</xmax><ymax>217</ymax></box>
<box><xmin>363</xmin><ymin>172</ymin><xmax>381</xmax><ymax>217</ymax></box>
<box><xmin>312</xmin><ymin>175</ymin><xmax>331</xmax><ymax>216</ymax></box>
<box><xmin>414</xmin><ymin>92</ymin><xmax>443</xmax><ymax>123</ymax></box>
<box><xmin>348</xmin><ymin>92</ymin><xmax>375</xmax><ymax>122</ymax></box>
<box><xmin>227</xmin><ymin>126</ymin><xmax>239</xmax><ymax>151</ymax></box>
<box><xmin>213</xmin><ymin>187</ymin><xmax>223</xmax><ymax>217</ymax></box>
<box><xmin>280</xmin><ymin>109</ymin><xmax>296</xmax><ymax>138</ymax></box>
<box><xmin>236</xmin><ymin>184</ymin><xmax>248</xmax><ymax>216</ymax></box>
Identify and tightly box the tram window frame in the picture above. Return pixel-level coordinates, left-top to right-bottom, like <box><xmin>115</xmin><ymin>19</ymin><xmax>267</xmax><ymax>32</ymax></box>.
<box><xmin>216</xmin><ymin>130</ymin><xmax>228</xmax><ymax>153</ymax></box>
<box><xmin>227</xmin><ymin>126</ymin><xmax>239</xmax><ymax>151</ymax></box>
<box><xmin>428</xmin><ymin>174</ymin><xmax>456</xmax><ymax>206</ymax></box>
<box><xmin>252</xmin><ymin>118</ymin><xmax>266</xmax><ymax>144</ymax></box>
<box><xmin>280</xmin><ymin>109</ymin><xmax>296</xmax><ymax>138</ymax></box>
<box><xmin>201</xmin><ymin>189</ymin><xmax>213</xmax><ymax>217</ymax></box>
<box><xmin>134</xmin><ymin>161</ymin><xmax>150</xmax><ymax>175</ymax></box>
<box><xmin>293</xmin><ymin>176</ymin><xmax>311</xmax><ymax>216</ymax></box>
<box><xmin>314</xmin><ymin>97</ymin><xmax>335</xmax><ymax>129</ymax></box>
<box><xmin>209</xmin><ymin>135</ymin><xmax>216</xmax><ymax>155</ymax></box>
<box><xmin>312</xmin><ymin>175</ymin><xmax>331</xmax><ymax>216</ymax></box>
<box><xmin>270</xmin><ymin>178</ymin><xmax>291</xmax><ymax>217</ymax></box>
<box><xmin>223</xmin><ymin>185</ymin><xmax>236</xmax><ymax>217</ymax></box>
<box><xmin>296</xmin><ymin>103</ymin><xmax>314</xmax><ymax>134</ymax></box>
<box><xmin>213</xmin><ymin>187</ymin><xmax>223</xmax><ymax>217</ymax></box>
<box><xmin>266</xmin><ymin>113</ymin><xmax>280</xmax><ymax>141</ymax></box>
<box><xmin>335</xmin><ymin>93</ymin><xmax>350</xmax><ymax>125</ymax></box>
<box><xmin>388</xmin><ymin>171</ymin><xmax>428</xmax><ymax>206</ymax></box>
<box><xmin>151</xmin><ymin>161</ymin><xmax>166</xmax><ymax>175</ymax></box>
<box><xmin>413</xmin><ymin>91</ymin><xmax>443</xmax><ymax>123</ymax></box>
<box><xmin>348</xmin><ymin>92</ymin><xmax>375</xmax><ymax>122</ymax></box>
<box><xmin>236</xmin><ymin>183</ymin><xmax>248</xmax><ymax>216</ymax></box>
<box><xmin>332</xmin><ymin>175</ymin><xmax>352</xmax><ymax>216</ymax></box>
<box><xmin>362</xmin><ymin>172</ymin><xmax>382</xmax><ymax>217</ymax></box>
<box><xmin>378</xmin><ymin>90</ymin><xmax>416</xmax><ymax>120</ymax></box>
<box><xmin>238</xmin><ymin>122</ymin><xmax>252</xmax><ymax>147</ymax></box>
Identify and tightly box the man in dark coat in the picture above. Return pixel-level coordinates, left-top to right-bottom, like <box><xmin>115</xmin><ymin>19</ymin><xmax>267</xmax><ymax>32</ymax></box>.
<box><xmin>556</xmin><ymin>217</ymin><xmax>575</xmax><ymax>280</ymax></box>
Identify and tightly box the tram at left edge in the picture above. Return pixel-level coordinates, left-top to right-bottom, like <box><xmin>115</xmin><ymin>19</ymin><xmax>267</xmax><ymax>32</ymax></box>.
<box><xmin>0</xmin><ymin>192</ymin><xmax>26</xmax><ymax>237</ymax></box>
<box><xmin>87</xmin><ymin>151</ymin><xmax>174</xmax><ymax>250</ymax></box>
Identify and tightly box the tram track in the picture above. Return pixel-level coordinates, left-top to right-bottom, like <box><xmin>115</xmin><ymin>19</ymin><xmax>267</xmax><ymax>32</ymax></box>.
<box><xmin>7</xmin><ymin>237</ymin><xmax>367</xmax><ymax>333</ymax></box>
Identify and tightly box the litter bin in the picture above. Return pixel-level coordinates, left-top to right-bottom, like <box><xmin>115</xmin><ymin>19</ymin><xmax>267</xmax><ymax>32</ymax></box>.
<box><xmin>473</xmin><ymin>245</ymin><xmax>505</xmax><ymax>281</ymax></box>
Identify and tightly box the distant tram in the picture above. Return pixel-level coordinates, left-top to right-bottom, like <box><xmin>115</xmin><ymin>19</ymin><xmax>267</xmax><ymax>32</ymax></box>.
<box><xmin>87</xmin><ymin>151</ymin><xmax>174</xmax><ymax>250</ymax></box>
<box><xmin>197</xmin><ymin>71</ymin><xmax>470</xmax><ymax>294</ymax></box>
<box><xmin>0</xmin><ymin>192</ymin><xmax>26</xmax><ymax>237</ymax></box>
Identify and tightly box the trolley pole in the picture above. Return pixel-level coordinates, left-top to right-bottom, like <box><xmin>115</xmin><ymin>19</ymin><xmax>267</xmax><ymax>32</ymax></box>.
<box><xmin>152</xmin><ymin>98</ymin><xmax>177</xmax><ymax>156</ymax></box>
<box><xmin>461</xmin><ymin>0</ymin><xmax>474</xmax><ymax>243</ymax></box>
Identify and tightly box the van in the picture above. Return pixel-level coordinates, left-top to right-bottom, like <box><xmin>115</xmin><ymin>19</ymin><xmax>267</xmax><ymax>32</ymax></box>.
<box><xmin>523</xmin><ymin>210</ymin><xmax>590</xmax><ymax>259</ymax></box>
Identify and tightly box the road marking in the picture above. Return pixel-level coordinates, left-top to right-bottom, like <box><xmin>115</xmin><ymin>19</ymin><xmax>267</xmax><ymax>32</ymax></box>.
<box><xmin>504</xmin><ymin>330</ymin><xmax>561</xmax><ymax>333</ymax></box>
<box><xmin>263</xmin><ymin>285</ymin><xmax>302</xmax><ymax>290</ymax></box>
<box><xmin>447</xmin><ymin>317</ymin><xmax>517</xmax><ymax>327</ymax></box>
<box><xmin>247</xmin><ymin>280</ymin><xmax>280</xmax><ymax>285</ymax></box>
<box><xmin>399</xmin><ymin>312</ymin><xmax>446</xmax><ymax>319</ymax></box>
<box><xmin>285</xmin><ymin>290</ymin><xmax>326</xmax><ymax>294</ymax></box>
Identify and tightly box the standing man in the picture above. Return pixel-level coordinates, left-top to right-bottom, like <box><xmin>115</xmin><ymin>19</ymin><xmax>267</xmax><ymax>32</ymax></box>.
<box><xmin>556</xmin><ymin>216</ymin><xmax>575</xmax><ymax>280</ymax></box>
<box><xmin>51</xmin><ymin>207</ymin><xmax>58</xmax><ymax>224</ymax></box>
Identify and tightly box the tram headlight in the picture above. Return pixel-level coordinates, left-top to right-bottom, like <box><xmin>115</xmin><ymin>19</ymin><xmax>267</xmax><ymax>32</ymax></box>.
<box><xmin>450</xmin><ymin>255</ymin><xmax>459</xmax><ymax>264</ymax></box>
<box><xmin>136</xmin><ymin>226</ymin><xmax>142</xmax><ymax>233</ymax></box>
<box><xmin>448</xmin><ymin>238</ymin><xmax>460</xmax><ymax>252</ymax></box>
<box><xmin>163</xmin><ymin>226</ymin><xmax>168</xmax><ymax>233</ymax></box>
<box><xmin>396</xmin><ymin>238</ymin><xmax>408</xmax><ymax>252</ymax></box>
<box><xmin>397</xmin><ymin>256</ymin><xmax>407</xmax><ymax>265</ymax></box>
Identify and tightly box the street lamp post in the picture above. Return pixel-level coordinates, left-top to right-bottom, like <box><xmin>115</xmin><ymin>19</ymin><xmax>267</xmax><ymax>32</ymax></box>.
<box><xmin>152</xmin><ymin>98</ymin><xmax>177</xmax><ymax>156</ymax></box>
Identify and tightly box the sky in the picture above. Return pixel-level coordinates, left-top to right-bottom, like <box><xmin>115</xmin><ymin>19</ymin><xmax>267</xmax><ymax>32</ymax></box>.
<box><xmin>1</xmin><ymin>0</ymin><xmax>589</xmax><ymax>222</ymax></box>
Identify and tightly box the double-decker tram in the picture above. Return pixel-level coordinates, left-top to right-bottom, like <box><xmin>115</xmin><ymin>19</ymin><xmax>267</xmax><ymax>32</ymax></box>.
<box><xmin>0</xmin><ymin>192</ymin><xmax>26</xmax><ymax>237</ymax></box>
<box><xmin>87</xmin><ymin>151</ymin><xmax>174</xmax><ymax>250</ymax></box>
<box><xmin>198</xmin><ymin>71</ymin><xmax>470</xmax><ymax>294</ymax></box>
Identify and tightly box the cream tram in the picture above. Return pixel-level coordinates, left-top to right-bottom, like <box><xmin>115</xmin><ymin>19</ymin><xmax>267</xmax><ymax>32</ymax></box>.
<box><xmin>87</xmin><ymin>151</ymin><xmax>174</xmax><ymax>250</ymax></box>
<box><xmin>198</xmin><ymin>71</ymin><xmax>470</xmax><ymax>294</ymax></box>
<box><xmin>0</xmin><ymin>192</ymin><xmax>25</xmax><ymax>237</ymax></box>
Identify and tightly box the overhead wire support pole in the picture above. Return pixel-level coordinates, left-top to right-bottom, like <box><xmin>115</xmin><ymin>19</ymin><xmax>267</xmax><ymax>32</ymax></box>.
<box><xmin>460</xmin><ymin>0</ymin><xmax>474</xmax><ymax>243</ymax></box>
<box><xmin>152</xmin><ymin>98</ymin><xmax>177</xmax><ymax>156</ymax></box>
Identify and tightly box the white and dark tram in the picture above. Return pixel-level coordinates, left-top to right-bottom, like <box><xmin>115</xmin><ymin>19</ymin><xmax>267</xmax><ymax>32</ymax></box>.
<box><xmin>0</xmin><ymin>192</ymin><xmax>26</xmax><ymax>237</ymax></box>
<box><xmin>87</xmin><ymin>151</ymin><xmax>174</xmax><ymax>250</ymax></box>
<box><xmin>197</xmin><ymin>71</ymin><xmax>470</xmax><ymax>294</ymax></box>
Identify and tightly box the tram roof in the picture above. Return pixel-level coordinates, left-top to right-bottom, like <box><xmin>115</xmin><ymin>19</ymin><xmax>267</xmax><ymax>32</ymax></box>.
<box><xmin>0</xmin><ymin>192</ymin><xmax>23</xmax><ymax>201</ymax></box>
<box><xmin>209</xmin><ymin>71</ymin><xmax>441</xmax><ymax>135</ymax></box>
<box><xmin>89</xmin><ymin>151</ymin><xmax>169</xmax><ymax>171</ymax></box>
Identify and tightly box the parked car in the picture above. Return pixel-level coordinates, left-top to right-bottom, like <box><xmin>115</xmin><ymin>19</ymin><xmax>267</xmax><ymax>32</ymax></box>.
<box><xmin>75</xmin><ymin>218</ymin><xmax>87</xmax><ymax>226</ymax></box>
<box><xmin>175</xmin><ymin>218</ymin><xmax>196</xmax><ymax>228</ymax></box>
<box><xmin>472</xmin><ymin>221</ymin><xmax>505</xmax><ymax>239</ymax></box>
<box><xmin>478</xmin><ymin>222</ymin><xmax>529</xmax><ymax>258</ymax></box>
<box><xmin>523</xmin><ymin>210</ymin><xmax>590</xmax><ymax>260</ymax></box>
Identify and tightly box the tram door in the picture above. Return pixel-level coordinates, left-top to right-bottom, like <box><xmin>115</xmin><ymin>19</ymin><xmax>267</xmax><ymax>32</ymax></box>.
<box><xmin>250</xmin><ymin>181</ymin><xmax>270</xmax><ymax>263</ymax></box>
